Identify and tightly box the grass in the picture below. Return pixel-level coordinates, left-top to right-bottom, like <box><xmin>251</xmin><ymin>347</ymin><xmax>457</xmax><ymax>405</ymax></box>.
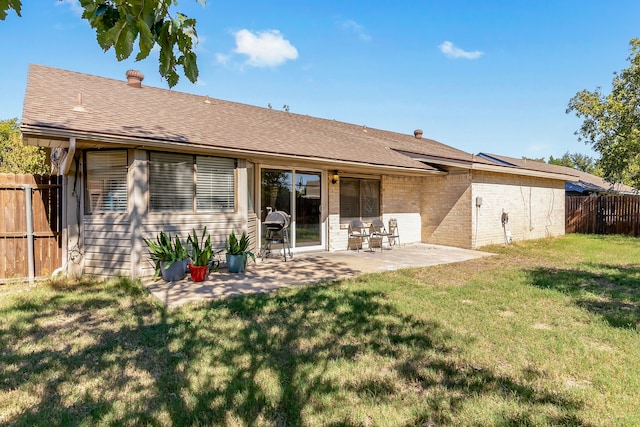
<box><xmin>1</xmin><ymin>234</ymin><xmax>639</xmax><ymax>426</ymax></box>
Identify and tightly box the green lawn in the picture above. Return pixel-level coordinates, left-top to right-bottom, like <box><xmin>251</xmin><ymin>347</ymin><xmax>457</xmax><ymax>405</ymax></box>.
<box><xmin>1</xmin><ymin>234</ymin><xmax>639</xmax><ymax>426</ymax></box>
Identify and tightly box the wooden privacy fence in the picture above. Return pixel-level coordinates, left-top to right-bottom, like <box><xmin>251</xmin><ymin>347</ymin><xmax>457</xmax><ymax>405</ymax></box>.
<box><xmin>0</xmin><ymin>174</ymin><xmax>62</xmax><ymax>282</ymax></box>
<box><xmin>566</xmin><ymin>195</ymin><xmax>640</xmax><ymax>236</ymax></box>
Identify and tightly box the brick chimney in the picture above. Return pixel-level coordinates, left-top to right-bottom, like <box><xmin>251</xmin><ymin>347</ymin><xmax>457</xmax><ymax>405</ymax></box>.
<box><xmin>126</xmin><ymin>70</ymin><xmax>144</xmax><ymax>88</ymax></box>
<box><xmin>413</xmin><ymin>129</ymin><xmax>423</xmax><ymax>139</ymax></box>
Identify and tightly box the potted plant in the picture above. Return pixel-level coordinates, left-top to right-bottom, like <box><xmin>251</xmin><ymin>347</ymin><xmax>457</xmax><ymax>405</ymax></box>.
<box><xmin>225</xmin><ymin>230</ymin><xmax>256</xmax><ymax>273</ymax></box>
<box><xmin>144</xmin><ymin>231</ymin><xmax>189</xmax><ymax>281</ymax></box>
<box><xmin>187</xmin><ymin>227</ymin><xmax>214</xmax><ymax>282</ymax></box>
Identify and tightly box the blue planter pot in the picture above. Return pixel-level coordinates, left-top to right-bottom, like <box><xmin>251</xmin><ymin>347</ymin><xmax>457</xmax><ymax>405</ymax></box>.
<box><xmin>160</xmin><ymin>260</ymin><xmax>187</xmax><ymax>282</ymax></box>
<box><xmin>226</xmin><ymin>254</ymin><xmax>245</xmax><ymax>273</ymax></box>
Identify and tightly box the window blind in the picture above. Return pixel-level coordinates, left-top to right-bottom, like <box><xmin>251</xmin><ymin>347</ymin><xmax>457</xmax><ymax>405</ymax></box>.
<box><xmin>340</xmin><ymin>178</ymin><xmax>360</xmax><ymax>220</ymax></box>
<box><xmin>149</xmin><ymin>152</ymin><xmax>194</xmax><ymax>212</ymax></box>
<box><xmin>339</xmin><ymin>178</ymin><xmax>380</xmax><ymax>223</ymax></box>
<box><xmin>86</xmin><ymin>151</ymin><xmax>128</xmax><ymax>213</ymax></box>
<box><xmin>196</xmin><ymin>156</ymin><xmax>235</xmax><ymax>212</ymax></box>
<box><xmin>360</xmin><ymin>179</ymin><xmax>380</xmax><ymax>222</ymax></box>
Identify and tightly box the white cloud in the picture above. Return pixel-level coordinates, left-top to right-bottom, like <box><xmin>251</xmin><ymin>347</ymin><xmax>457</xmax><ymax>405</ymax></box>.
<box><xmin>56</xmin><ymin>0</ymin><xmax>83</xmax><ymax>17</ymax></box>
<box><xmin>232</xmin><ymin>29</ymin><xmax>298</xmax><ymax>67</ymax></box>
<box><xmin>438</xmin><ymin>41</ymin><xmax>483</xmax><ymax>60</ymax></box>
<box><xmin>215</xmin><ymin>53</ymin><xmax>231</xmax><ymax>67</ymax></box>
<box><xmin>339</xmin><ymin>19</ymin><xmax>371</xmax><ymax>42</ymax></box>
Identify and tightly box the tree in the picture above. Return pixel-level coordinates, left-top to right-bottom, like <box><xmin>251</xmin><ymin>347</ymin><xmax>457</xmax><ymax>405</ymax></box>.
<box><xmin>0</xmin><ymin>0</ymin><xmax>205</xmax><ymax>88</ymax></box>
<box><xmin>0</xmin><ymin>118</ymin><xmax>49</xmax><ymax>174</ymax></box>
<box><xmin>548</xmin><ymin>152</ymin><xmax>597</xmax><ymax>174</ymax></box>
<box><xmin>522</xmin><ymin>156</ymin><xmax>546</xmax><ymax>163</ymax></box>
<box><xmin>567</xmin><ymin>38</ymin><xmax>640</xmax><ymax>189</ymax></box>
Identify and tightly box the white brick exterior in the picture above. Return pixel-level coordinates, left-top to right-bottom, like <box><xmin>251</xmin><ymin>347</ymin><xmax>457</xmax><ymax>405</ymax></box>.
<box><xmin>381</xmin><ymin>175</ymin><xmax>423</xmax><ymax>244</ymax></box>
<box><xmin>471</xmin><ymin>171</ymin><xmax>565</xmax><ymax>247</ymax></box>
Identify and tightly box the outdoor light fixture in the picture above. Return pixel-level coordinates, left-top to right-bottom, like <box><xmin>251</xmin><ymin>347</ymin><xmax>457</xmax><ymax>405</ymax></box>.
<box><xmin>331</xmin><ymin>170</ymin><xmax>339</xmax><ymax>184</ymax></box>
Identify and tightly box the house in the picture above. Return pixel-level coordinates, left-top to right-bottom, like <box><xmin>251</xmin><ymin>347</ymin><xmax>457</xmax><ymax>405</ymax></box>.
<box><xmin>20</xmin><ymin>65</ymin><xmax>577</xmax><ymax>278</ymax></box>
<box><xmin>477</xmin><ymin>153</ymin><xmax>637</xmax><ymax>195</ymax></box>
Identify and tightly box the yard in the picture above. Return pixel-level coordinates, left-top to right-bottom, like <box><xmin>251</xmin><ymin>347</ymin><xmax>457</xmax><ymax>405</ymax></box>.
<box><xmin>1</xmin><ymin>234</ymin><xmax>639</xmax><ymax>426</ymax></box>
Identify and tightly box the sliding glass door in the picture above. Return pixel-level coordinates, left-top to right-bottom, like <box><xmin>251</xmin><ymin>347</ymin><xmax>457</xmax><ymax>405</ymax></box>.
<box><xmin>260</xmin><ymin>168</ymin><xmax>323</xmax><ymax>251</ymax></box>
<box><xmin>294</xmin><ymin>172</ymin><xmax>321</xmax><ymax>247</ymax></box>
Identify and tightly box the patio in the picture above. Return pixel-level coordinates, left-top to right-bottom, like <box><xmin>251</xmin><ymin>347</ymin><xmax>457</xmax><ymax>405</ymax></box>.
<box><xmin>144</xmin><ymin>243</ymin><xmax>494</xmax><ymax>308</ymax></box>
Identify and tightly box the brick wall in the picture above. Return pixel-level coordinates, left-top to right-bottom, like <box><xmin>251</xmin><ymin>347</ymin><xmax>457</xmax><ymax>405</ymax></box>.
<box><xmin>471</xmin><ymin>171</ymin><xmax>565</xmax><ymax>247</ymax></box>
<box><xmin>421</xmin><ymin>172</ymin><xmax>473</xmax><ymax>248</ymax></box>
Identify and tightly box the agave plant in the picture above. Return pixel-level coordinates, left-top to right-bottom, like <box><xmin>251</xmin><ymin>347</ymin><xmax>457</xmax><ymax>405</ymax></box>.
<box><xmin>187</xmin><ymin>227</ymin><xmax>214</xmax><ymax>267</ymax></box>
<box><xmin>225</xmin><ymin>230</ymin><xmax>256</xmax><ymax>265</ymax></box>
<box><xmin>144</xmin><ymin>231</ymin><xmax>189</xmax><ymax>280</ymax></box>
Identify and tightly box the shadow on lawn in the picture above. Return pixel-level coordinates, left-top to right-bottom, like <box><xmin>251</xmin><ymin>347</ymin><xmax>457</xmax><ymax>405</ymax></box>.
<box><xmin>526</xmin><ymin>263</ymin><xmax>640</xmax><ymax>330</ymax></box>
<box><xmin>1</xmin><ymin>277</ymin><xmax>590</xmax><ymax>426</ymax></box>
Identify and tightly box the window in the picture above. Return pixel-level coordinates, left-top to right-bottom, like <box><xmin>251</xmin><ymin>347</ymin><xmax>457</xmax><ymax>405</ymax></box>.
<box><xmin>340</xmin><ymin>178</ymin><xmax>380</xmax><ymax>224</ymax></box>
<box><xmin>85</xmin><ymin>151</ymin><xmax>128</xmax><ymax>213</ymax></box>
<box><xmin>149</xmin><ymin>152</ymin><xmax>235</xmax><ymax>213</ymax></box>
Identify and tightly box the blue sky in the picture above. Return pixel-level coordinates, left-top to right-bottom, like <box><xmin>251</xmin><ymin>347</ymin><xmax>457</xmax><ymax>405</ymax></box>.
<box><xmin>1</xmin><ymin>1</ymin><xmax>639</xmax><ymax>160</ymax></box>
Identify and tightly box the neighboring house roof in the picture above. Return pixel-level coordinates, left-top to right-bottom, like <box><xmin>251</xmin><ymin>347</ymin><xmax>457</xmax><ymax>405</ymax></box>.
<box><xmin>20</xmin><ymin>64</ymin><xmax>574</xmax><ymax>181</ymax></box>
<box><xmin>565</xmin><ymin>169</ymin><xmax>637</xmax><ymax>195</ymax></box>
<box><xmin>477</xmin><ymin>152</ymin><xmax>581</xmax><ymax>177</ymax></box>
<box><xmin>478</xmin><ymin>152</ymin><xmax>637</xmax><ymax>194</ymax></box>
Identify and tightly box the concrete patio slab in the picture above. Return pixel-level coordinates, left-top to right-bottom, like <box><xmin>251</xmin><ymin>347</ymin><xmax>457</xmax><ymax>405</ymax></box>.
<box><xmin>144</xmin><ymin>243</ymin><xmax>494</xmax><ymax>308</ymax></box>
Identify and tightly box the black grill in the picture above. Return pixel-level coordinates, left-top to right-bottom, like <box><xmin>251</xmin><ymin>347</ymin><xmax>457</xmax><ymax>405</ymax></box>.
<box><xmin>263</xmin><ymin>209</ymin><xmax>290</xmax><ymax>231</ymax></box>
<box><xmin>260</xmin><ymin>208</ymin><xmax>292</xmax><ymax>261</ymax></box>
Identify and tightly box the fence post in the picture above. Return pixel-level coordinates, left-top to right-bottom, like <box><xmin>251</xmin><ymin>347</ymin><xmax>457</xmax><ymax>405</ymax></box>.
<box><xmin>24</xmin><ymin>184</ymin><xmax>35</xmax><ymax>284</ymax></box>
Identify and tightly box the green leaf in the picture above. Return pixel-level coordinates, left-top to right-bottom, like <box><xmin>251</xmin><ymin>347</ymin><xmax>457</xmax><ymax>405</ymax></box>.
<box><xmin>135</xmin><ymin>18</ymin><xmax>154</xmax><ymax>61</ymax></box>
<box><xmin>166</xmin><ymin>70</ymin><xmax>179</xmax><ymax>88</ymax></box>
<box><xmin>158</xmin><ymin>45</ymin><xmax>174</xmax><ymax>76</ymax></box>
<box><xmin>114</xmin><ymin>22</ymin><xmax>137</xmax><ymax>61</ymax></box>
<box><xmin>0</xmin><ymin>0</ymin><xmax>22</xmax><ymax>20</ymax></box>
<box><xmin>101</xmin><ymin>18</ymin><xmax>125</xmax><ymax>50</ymax></box>
<box><xmin>182</xmin><ymin>51</ymin><xmax>198</xmax><ymax>83</ymax></box>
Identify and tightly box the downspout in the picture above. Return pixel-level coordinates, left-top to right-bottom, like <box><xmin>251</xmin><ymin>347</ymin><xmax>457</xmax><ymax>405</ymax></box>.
<box><xmin>62</xmin><ymin>137</ymin><xmax>76</xmax><ymax>175</ymax></box>
<box><xmin>58</xmin><ymin>137</ymin><xmax>77</xmax><ymax>276</ymax></box>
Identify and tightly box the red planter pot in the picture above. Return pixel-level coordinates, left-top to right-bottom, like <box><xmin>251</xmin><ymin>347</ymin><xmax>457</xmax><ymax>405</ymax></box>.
<box><xmin>188</xmin><ymin>263</ymin><xmax>208</xmax><ymax>282</ymax></box>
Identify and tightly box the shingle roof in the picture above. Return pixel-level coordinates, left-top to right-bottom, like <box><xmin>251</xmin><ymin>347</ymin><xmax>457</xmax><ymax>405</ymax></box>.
<box><xmin>22</xmin><ymin>64</ymin><xmax>486</xmax><ymax>172</ymax></box>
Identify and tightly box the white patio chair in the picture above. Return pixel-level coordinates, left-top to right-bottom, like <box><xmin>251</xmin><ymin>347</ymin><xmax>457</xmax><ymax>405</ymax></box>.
<box><xmin>348</xmin><ymin>219</ymin><xmax>370</xmax><ymax>251</ymax></box>
<box><xmin>370</xmin><ymin>218</ymin><xmax>392</xmax><ymax>252</ymax></box>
